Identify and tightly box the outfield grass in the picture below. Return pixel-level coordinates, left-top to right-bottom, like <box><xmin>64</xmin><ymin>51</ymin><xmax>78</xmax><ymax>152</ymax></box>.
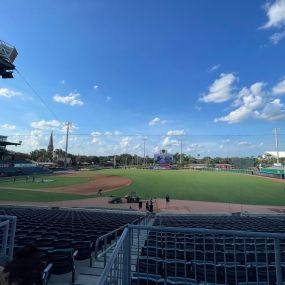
<box><xmin>94</xmin><ymin>169</ymin><xmax>285</xmax><ymax>206</ymax></box>
<box><xmin>0</xmin><ymin>175</ymin><xmax>95</xmax><ymax>189</ymax></box>
<box><xmin>0</xmin><ymin>188</ymin><xmax>90</xmax><ymax>202</ymax></box>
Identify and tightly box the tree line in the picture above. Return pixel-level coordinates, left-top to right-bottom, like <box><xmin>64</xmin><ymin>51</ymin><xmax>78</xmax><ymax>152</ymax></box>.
<box><xmin>8</xmin><ymin>148</ymin><xmax>281</xmax><ymax>168</ymax></box>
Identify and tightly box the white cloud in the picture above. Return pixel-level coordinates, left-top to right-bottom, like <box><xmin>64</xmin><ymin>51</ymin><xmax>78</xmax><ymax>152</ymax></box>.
<box><xmin>272</xmin><ymin>77</ymin><xmax>285</xmax><ymax>95</ymax></box>
<box><xmin>261</xmin><ymin>0</ymin><xmax>285</xmax><ymax>29</ymax></box>
<box><xmin>208</xmin><ymin>64</ymin><xmax>221</xmax><ymax>73</ymax></box>
<box><xmin>255</xmin><ymin>99</ymin><xmax>285</xmax><ymax>121</ymax></box>
<box><xmin>114</xmin><ymin>130</ymin><xmax>122</xmax><ymax>135</ymax></box>
<box><xmin>0</xmin><ymin>88</ymin><xmax>22</xmax><ymax>98</ymax></box>
<box><xmin>91</xmin><ymin>137</ymin><xmax>102</xmax><ymax>144</ymax></box>
<box><xmin>53</xmin><ymin>92</ymin><xmax>84</xmax><ymax>106</ymax></box>
<box><xmin>215</xmin><ymin>82</ymin><xmax>265</xmax><ymax>124</ymax></box>
<box><xmin>166</xmin><ymin>130</ymin><xmax>186</xmax><ymax>136</ymax></box>
<box><xmin>238</xmin><ymin>141</ymin><xmax>252</xmax><ymax>146</ymax></box>
<box><xmin>133</xmin><ymin>144</ymin><xmax>141</xmax><ymax>151</ymax></box>
<box><xmin>106</xmin><ymin>96</ymin><xmax>112</xmax><ymax>102</ymax></box>
<box><xmin>61</xmin><ymin>80</ymin><xmax>65</xmax><ymax>85</ymax></box>
<box><xmin>200</xmin><ymin>73</ymin><xmax>237</xmax><ymax>103</ymax></box>
<box><xmin>186</xmin><ymin>143</ymin><xmax>205</xmax><ymax>153</ymax></box>
<box><xmin>120</xmin><ymin>137</ymin><xmax>131</xmax><ymax>148</ymax></box>
<box><xmin>93</xmin><ymin>85</ymin><xmax>98</xmax><ymax>89</ymax></box>
<box><xmin>28</xmin><ymin>130</ymin><xmax>44</xmax><ymax>148</ymax></box>
<box><xmin>31</xmin><ymin>120</ymin><xmax>62</xmax><ymax>130</ymax></box>
<box><xmin>91</xmin><ymin>131</ymin><xmax>102</xmax><ymax>145</ymax></box>
<box><xmin>270</xmin><ymin>30</ymin><xmax>285</xmax><ymax>44</ymax></box>
<box><xmin>162</xmin><ymin>137</ymin><xmax>180</xmax><ymax>147</ymax></box>
<box><xmin>149</xmin><ymin>117</ymin><xmax>167</xmax><ymax>126</ymax></box>
<box><xmin>0</xmin><ymin>124</ymin><xmax>16</xmax><ymax>130</ymax></box>
<box><xmin>104</xmin><ymin>131</ymin><xmax>112</xmax><ymax>136</ymax></box>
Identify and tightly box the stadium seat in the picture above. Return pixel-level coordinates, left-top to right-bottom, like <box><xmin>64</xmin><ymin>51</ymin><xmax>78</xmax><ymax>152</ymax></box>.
<box><xmin>48</xmin><ymin>248</ymin><xmax>78</xmax><ymax>283</ymax></box>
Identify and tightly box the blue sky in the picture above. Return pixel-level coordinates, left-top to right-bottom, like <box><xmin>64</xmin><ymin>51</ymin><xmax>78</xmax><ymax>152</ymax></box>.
<box><xmin>1</xmin><ymin>0</ymin><xmax>285</xmax><ymax>157</ymax></box>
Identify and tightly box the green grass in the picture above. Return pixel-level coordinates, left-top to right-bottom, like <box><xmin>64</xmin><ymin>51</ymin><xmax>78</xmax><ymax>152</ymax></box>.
<box><xmin>0</xmin><ymin>175</ymin><xmax>95</xmax><ymax>189</ymax></box>
<box><xmin>93</xmin><ymin>169</ymin><xmax>285</xmax><ymax>206</ymax></box>
<box><xmin>0</xmin><ymin>188</ymin><xmax>90</xmax><ymax>202</ymax></box>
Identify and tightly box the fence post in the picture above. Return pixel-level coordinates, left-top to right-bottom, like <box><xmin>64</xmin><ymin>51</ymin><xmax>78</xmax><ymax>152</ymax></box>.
<box><xmin>122</xmin><ymin>228</ymin><xmax>131</xmax><ymax>285</ymax></box>
<box><xmin>274</xmin><ymin>238</ymin><xmax>282</xmax><ymax>285</ymax></box>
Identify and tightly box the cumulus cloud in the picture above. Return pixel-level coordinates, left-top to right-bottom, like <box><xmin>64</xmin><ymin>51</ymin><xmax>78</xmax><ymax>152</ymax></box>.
<box><xmin>208</xmin><ymin>64</ymin><xmax>221</xmax><ymax>73</ymax></box>
<box><xmin>91</xmin><ymin>131</ymin><xmax>103</xmax><ymax>145</ymax></box>
<box><xmin>0</xmin><ymin>88</ymin><xmax>22</xmax><ymax>98</ymax></box>
<box><xmin>270</xmin><ymin>30</ymin><xmax>285</xmax><ymax>44</ymax></box>
<box><xmin>166</xmin><ymin>130</ymin><xmax>186</xmax><ymax>136</ymax></box>
<box><xmin>28</xmin><ymin>130</ymin><xmax>44</xmax><ymax>148</ymax></box>
<box><xmin>120</xmin><ymin>137</ymin><xmax>131</xmax><ymax>148</ymax></box>
<box><xmin>53</xmin><ymin>92</ymin><xmax>84</xmax><ymax>106</ymax></box>
<box><xmin>214</xmin><ymin>82</ymin><xmax>266</xmax><ymax>124</ymax></box>
<box><xmin>162</xmin><ymin>137</ymin><xmax>180</xmax><ymax>147</ymax></box>
<box><xmin>272</xmin><ymin>77</ymin><xmax>285</xmax><ymax>95</ymax></box>
<box><xmin>31</xmin><ymin>120</ymin><xmax>62</xmax><ymax>130</ymax></box>
<box><xmin>0</xmin><ymin>124</ymin><xmax>16</xmax><ymax>130</ymax></box>
<box><xmin>200</xmin><ymin>73</ymin><xmax>237</xmax><ymax>103</ymax></box>
<box><xmin>261</xmin><ymin>0</ymin><xmax>285</xmax><ymax>29</ymax></box>
<box><xmin>94</xmin><ymin>85</ymin><xmax>98</xmax><ymax>89</ymax></box>
<box><xmin>148</xmin><ymin>117</ymin><xmax>167</xmax><ymax>126</ymax></box>
<box><xmin>255</xmin><ymin>99</ymin><xmax>285</xmax><ymax>121</ymax></box>
<box><xmin>186</xmin><ymin>143</ymin><xmax>205</xmax><ymax>153</ymax></box>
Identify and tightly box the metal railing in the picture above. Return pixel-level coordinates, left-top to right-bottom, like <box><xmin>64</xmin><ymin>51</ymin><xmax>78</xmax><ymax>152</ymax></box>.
<box><xmin>0</xmin><ymin>215</ymin><xmax>17</xmax><ymax>263</ymax></box>
<box><xmin>97</xmin><ymin>224</ymin><xmax>285</xmax><ymax>285</ymax></box>
<box><xmin>94</xmin><ymin>216</ymin><xmax>145</xmax><ymax>267</ymax></box>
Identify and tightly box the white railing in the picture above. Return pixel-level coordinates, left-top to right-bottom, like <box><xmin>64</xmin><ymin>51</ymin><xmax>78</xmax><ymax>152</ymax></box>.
<box><xmin>0</xmin><ymin>215</ymin><xmax>17</xmax><ymax>263</ymax></box>
<box><xmin>97</xmin><ymin>224</ymin><xmax>285</xmax><ymax>285</ymax></box>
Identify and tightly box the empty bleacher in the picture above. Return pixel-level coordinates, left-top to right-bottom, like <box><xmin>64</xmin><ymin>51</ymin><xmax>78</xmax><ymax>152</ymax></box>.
<box><xmin>0</xmin><ymin>206</ymin><xmax>143</xmax><ymax>284</ymax></box>
<box><xmin>131</xmin><ymin>215</ymin><xmax>285</xmax><ymax>285</ymax></box>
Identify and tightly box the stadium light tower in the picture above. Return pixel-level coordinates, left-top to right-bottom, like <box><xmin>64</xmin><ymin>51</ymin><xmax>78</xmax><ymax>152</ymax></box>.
<box><xmin>0</xmin><ymin>41</ymin><xmax>17</xmax><ymax>79</ymax></box>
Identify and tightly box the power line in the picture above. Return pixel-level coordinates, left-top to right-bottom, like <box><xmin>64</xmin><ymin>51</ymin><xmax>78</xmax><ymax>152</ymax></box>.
<box><xmin>15</xmin><ymin>68</ymin><xmax>61</xmax><ymax>122</ymax></box>
<box><xmin>5</xmin><ymin>132</ymin><xmax>285</xmax><ymax>138</ymax></box>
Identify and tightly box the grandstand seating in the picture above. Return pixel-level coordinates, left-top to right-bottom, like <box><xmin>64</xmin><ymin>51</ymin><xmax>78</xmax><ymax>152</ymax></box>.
<box><xmin>0</xmin><ymin>207</ymin><xmax>142</xmax><ymax>283</ymax></box>
<box><xmin>132</xmin><ymin>215</ymin><xmax>285</xmax><ymax>285</ymax></box>
<box><xmin>0</xmin><ymin>160</ymin><xmax>51</xmax><ymax>176</ymax></box>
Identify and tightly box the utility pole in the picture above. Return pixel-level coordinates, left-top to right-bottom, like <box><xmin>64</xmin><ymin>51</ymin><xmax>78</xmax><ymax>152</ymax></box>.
<box><xmin>64</xmin><ymin>122</ymin><xmax>71</xmax><ymax>168</ymax></box>
<box><xmin>274</xmin><ymin>128</ymin><xmax>280</xmax><ymax>164</ymax></box>
<box><xmin>180</xmin><ymin>139</ymin><xmax>183</xmax><ymax>165</ymax></box>
<box><xmin>143</xmin><ymin>138</ymin><xmax>146</xmax><ymax>166</ymax></box>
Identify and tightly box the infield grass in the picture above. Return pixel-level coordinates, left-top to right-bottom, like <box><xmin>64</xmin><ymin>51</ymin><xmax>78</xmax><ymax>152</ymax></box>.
<box><xmin>93</xmin><ymin>169</ymin><xmax>285</xmax><ymax>206</ymax></box>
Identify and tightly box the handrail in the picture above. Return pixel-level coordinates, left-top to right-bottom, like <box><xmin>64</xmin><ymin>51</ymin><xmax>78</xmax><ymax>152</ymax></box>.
<box><xmin>0</xmin><ymin>215</ymin><xmax>17</xmax><ymax>260</ymax></box>
<box><xmin>94</xmin><ymin>216</ymin><xmax>143</xmax><ymax>258</ymax></box>
<box><xmin>129</xmin><ymin>224</ymin><xmax>285</xmax><ymax>238</ymax></box>
<box><xmin>94</xmin><ymin>223</ymin><xmax>128</xmax><ymax>258</ymax></box>
<box><xmin>96</xmin><ymin>228</ymin><xmax>129</xmax><ymax>284</ymax></box>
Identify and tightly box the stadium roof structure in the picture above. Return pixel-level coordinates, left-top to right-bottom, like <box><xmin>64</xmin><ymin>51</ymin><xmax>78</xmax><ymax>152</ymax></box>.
<box><xmin>0</xmin><ymin>41</ymin><xmax>17</xmax><ymax>79</ymax></box>
<box><xmin>0</xmin><ymin>135</ymin><xmax>21</xmax><ymax>160</ymax></box>
<box><xmin>264</xmin><ymin>151</ymin><xmax>285</xmax><ymax>158</ymax></box>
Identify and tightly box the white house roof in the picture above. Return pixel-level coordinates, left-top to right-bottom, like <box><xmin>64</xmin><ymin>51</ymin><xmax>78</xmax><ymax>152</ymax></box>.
<box><xmin>264</xmin><ymin>151</ymin><xmax>285</xmax><ymax>158</ymax></box>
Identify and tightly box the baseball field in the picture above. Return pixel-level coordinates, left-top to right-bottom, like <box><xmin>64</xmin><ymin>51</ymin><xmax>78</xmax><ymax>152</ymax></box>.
<box><xmin>0</xmin><ymin>169</ymin><xmax>285</xmax><ymax>206</ymax></box>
